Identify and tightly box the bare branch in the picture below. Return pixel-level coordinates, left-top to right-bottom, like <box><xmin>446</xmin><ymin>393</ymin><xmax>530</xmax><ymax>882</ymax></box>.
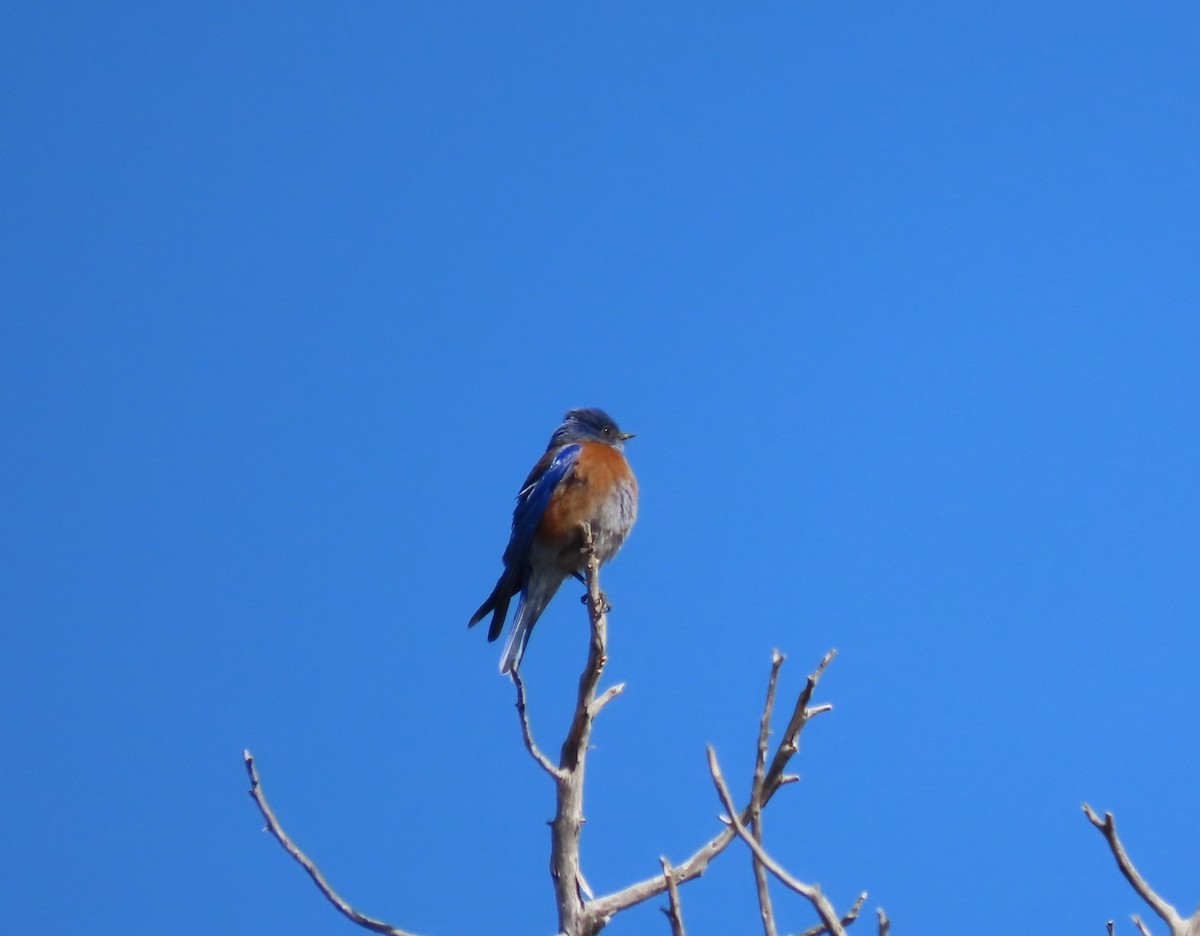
<box><xmin>243</xmin><ymin>750</ymin><xmax>418</xmax><ymax>936</ymax></box>
<box><xmin>587</xmin><ymin>822</ymin><xmax>739</xmax><ymax>925</ymax></box>
<box><xmin>551</xmin><ymin>523</ymin><xmax>610</xmax><ymax>936</ymax></box>
<box><xmin>708</xmin><ymin>745</ymin><xmax>848</xmax><ymax>936</ymax></box>
<box><xmin>659</xmin><ymin>857</ymin><xmax>687</xmax><ymax>936</ymax></box>
<box><xmin>511</xmin><ymin>668</ymin><xmax>565</xmax><ymax>779</ymax></box>
<box><xmin>763</xmin><ymin>650</ymin><xmax>837</xmax><ymax>801</ymax></box>
<box><xmin>1083</xmin><ymin>804</ymin><xmax>1181</xmax><ymax>931</ymax></box>
<box><xmin>876</xmin><ymin>908</ymin><xmax>890</xmax><ymax>936</ymax></box>
<box><xmin>795</xmin><ymin>892</ymin><xmax>868</xmax><ymax>936</ymax></box>
<box><xmin>751</xmin><ymin>652</ymin><xmax>785</xmax><ymax>936</ymax></box>
<box><xmin>561</xmin><ymin>524</ymin><xmax>610</xmax><ymax>771</ymax></box>
<box><xmin>1133</xmin><ymin>916</ymin><xmax>1152</xmax><ymax>936</ymax></box>
<box><xmin>589</xmin><ymin>683</ymin><xmax>626</xmax><ymax>718</ymax></box>
<box><xmin>587</xmin><ymin>652</ymin><xmax>838</xmax><ymax>925</ymax></box>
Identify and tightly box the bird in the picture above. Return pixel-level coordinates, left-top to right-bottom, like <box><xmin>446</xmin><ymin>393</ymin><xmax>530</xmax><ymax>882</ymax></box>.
<box><xmin>469</xmin><ymin>407</ymin><xmax>638</xmax><ymax>674</ymax></box>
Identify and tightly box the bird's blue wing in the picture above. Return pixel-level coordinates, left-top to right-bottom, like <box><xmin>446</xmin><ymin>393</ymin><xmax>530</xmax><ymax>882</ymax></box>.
<box><xmin>503</xmin><ymin>443</ymin><xmax>581</xmax><ymax>569</ymax></box>
<box><xmin>470</xmin><ymin>443</ymin><xmax>584</xmax><ymax>644</ymax></box>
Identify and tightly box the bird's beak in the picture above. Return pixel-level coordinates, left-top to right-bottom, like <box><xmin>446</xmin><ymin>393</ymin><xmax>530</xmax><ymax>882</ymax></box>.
<box><xmin>619</xmin><ymin>431</ymin><xmax>636</xmax><ymax>441</ymax></box>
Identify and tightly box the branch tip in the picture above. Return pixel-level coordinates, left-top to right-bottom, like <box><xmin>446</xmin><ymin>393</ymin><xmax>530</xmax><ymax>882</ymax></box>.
<box><xmin>243</xmin><ymin>753</ymin><xmax>417</xmax><ymax>936</ymax></box>
<box><xmin>1083</xmin><ymin>804</ymin><xmax>1181</xmax><ymax>930</ymax></box>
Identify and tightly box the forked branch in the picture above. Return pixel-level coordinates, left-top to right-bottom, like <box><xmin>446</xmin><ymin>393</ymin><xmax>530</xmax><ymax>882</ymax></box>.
<box><xmin>708</xmin><ymin>746</ymin><xmax>848</xmax><ymax>936</ymax></box>
<box><xmin>584</xmin><ymin>650</ymin><xmax>841</xmax><ymax>931</ymax></box>
<box><xmin>510</xmin><ymin>524</ymin><xmax>621</xmax><ymax>936</ymax></box>
<box><xmin>1083</xmin><ymin>803</ymin><xmax>1200</xmax><ymax>936</ymax></box>
<box><xmin>249</xmin><ymin>525</ymin><xmax>869</xmax><ymax>936</ymax></box>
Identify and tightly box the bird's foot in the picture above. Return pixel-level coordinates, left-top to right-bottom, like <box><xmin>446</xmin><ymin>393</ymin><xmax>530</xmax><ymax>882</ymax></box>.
<box><xmin>578</xmin><ymin>590</ymin><xmax>612</xmax><ymax>614</ymax></box>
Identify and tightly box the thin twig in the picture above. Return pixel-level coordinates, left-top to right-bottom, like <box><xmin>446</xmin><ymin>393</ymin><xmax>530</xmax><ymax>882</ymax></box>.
<box><xmin>1132</xmin><ymin>915</ymin><xmax>1152</xmax><ymax>936</ymax></box>
<box><xmin>795</xmin><ymin>891</ymin><xmax>868</xmax><ymax>936</ymax></box>
<box><xmin>589</xmin><ymin>683</ymin><xmax>626</xmax><ymax>718</ymax></box>
<box><xmin>876</xmin><ymin>908</ymin><xmax>890</xmax><ymax>936</ymax></box>
<box><xmin>243</xmin><ymin>750</ymin><xmax>418</xmax><ymax>936</ymax></box>
<box><xmin>751</xmin><ymin>651</ymin><xmax>785</xmax><ymax>936</ymax></box>
<box><xmin>708</xmin><ymin>746</ymin><xmax>848</xmax><ymax>936</ymax></box>
<box><xmin>1083</xmin><ymin>804</ymin><xmax>1181</xmax><ymax>931</ymax></box>
<box><xmin>659</xmin><ymin>857</ymin><xmax>687</xmax><ymax>936</ymax></box>
<box><xmin>763</xmin><ymin>651</ymin><xmax>837</xmax><ymax>800</ymax></box>
<box><xmin>1106</xmin><ymin>921</ymin><xmax>1115</xmax><ymax>936</ymax></box>
<box><xmin>586</xmin><ymin>652</ymin><xmax>839</xmax><ymax>925</ymax></box>
<box><xmin>511</xmin><ymin>668</ymin><xmax>565</xmax><ymax>779</ymax></box>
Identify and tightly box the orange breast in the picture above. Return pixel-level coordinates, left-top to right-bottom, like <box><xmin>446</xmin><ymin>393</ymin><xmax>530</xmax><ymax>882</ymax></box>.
<box><xmin>537</xmin><ymin>443</ymin><xmax>635</xmax><ymax>545</ymax></box>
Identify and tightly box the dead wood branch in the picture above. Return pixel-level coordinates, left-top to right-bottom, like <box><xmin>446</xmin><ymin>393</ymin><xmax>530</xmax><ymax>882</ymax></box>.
<box><xmin>709</xmin><ymin>746</ymin><xmax>849</xmax><ymax>936</ymax></box>
<box><xmin>1083</xmin><ymin>803</ymin><xmax>1200</xmax><ymax>936</ymax></box>
<box><xmin>243</xmin><ymin>750</ymin><xmax>418</xmax><ymax>936</ymax></box>
<box><xmin>660</xmin><ymin>857</ymin><xmax>687</xmax><ymax>936</ymax></box>
<box><xmin>509</xmin><ymin>524</ymin><xmax>617</xmax><ymax>936</ymax></box>
<box><xmin>751</xmin><ymin>652</ymin><xmax>785</xmax><ymax>936</ymax></box>
<box><xmin>794</xmin><ymin>891</ymin><xmax>868</xmax><ymax>936</ymax></box>
<box><xmin>512</xmin><ymin>667</ymin><xmax>564</xmax><ymax>779</ymax></box>
<box><xmin>584</xmin><ymin>650</ymin><xmax>840</xmax><ymax>930</ymax></box>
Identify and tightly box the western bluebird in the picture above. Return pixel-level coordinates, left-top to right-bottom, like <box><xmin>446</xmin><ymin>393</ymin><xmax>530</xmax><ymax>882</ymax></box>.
<box><xmin>469</xmin><ymin>407</ymin><xmax>638</xmax><ymax>674</ymax></box>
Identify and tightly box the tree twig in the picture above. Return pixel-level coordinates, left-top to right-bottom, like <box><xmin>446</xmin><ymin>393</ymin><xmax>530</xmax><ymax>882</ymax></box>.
<box><xmin>511</xmin><ymin>668</ymin><xmax>565</xmax><ymax>779</ymax></box>
<box><xmin>763</xmin><ymin>651</ymin><xmax>837</xmax><ymax>800</ymax></box>
<box><xmin>587</xmin><ymin>819</ymin><xmax>739</xmax><ymax>926</ymax></box>
<box><xmin>751</xmin><ymin>651</ymin><xmax>785</xmax><ymax>936</ymax></box>
<box><xmin>590</xmin><ymin>682</ymin><xmax>626</xmax><ymax>718</ymax></box>
<box><xmin>1083</xmin><ymin>804</ymin><xmax>1182</xmax><ymax>932</ymax></box>
<box><xmin>585</xmin><ymin>652</ymin><xmax>838</xmax><ymax>927</ymax></box>
<box><xmin>1133</xmin><ymin>916</ymin><xmax>1152</xmax><ymax>936</ymax></box>
<box><xmin>876</xmin><ymin>908</ymin><xmax>890</xmax><ymax>936</ymax></box>
<box><xmin>708</xmin><ymin>745</ymin><xmax>849</xmax><ymax>936</ymax></box>
<box><xmin>660</xmin><ymin>857</ymin><xmax>687</xmax><ymax>936</ymax></box>
<box><xmin>243</xmin><ymin>750</ymin><xmax>418</xmax><ymax>936</ymax></box>
<box><xmin>795</xmin><ymin>891</ymin><xmax>868</xmax><ymax>936</ymax></box>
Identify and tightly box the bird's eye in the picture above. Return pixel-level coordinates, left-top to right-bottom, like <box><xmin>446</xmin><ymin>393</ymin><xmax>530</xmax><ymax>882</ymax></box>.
<box><xmin>602</xmin><ymin>426</ymin><xmax>611</xmax><ymax>435</ymax></box>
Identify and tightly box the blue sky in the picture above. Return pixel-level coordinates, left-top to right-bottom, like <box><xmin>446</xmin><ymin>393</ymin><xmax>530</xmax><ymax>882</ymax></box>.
<box><xmin>3</xmin><ymin>4</ymin><xmax>1198</xmax><ymax>934</ymax></box>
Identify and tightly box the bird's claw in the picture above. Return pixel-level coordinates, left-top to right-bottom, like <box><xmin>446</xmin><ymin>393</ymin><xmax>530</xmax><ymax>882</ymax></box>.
<box><xmin>578</xmin><ymin>590</ymin><xmax>612</xmax><ymax>614</ymax></box>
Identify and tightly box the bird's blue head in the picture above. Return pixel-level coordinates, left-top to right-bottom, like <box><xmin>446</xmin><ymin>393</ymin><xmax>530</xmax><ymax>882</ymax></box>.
<box><xmin>548</xmin><ymin>407</ymin><xmax>634</xmax><ymax>451</ymax></box>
